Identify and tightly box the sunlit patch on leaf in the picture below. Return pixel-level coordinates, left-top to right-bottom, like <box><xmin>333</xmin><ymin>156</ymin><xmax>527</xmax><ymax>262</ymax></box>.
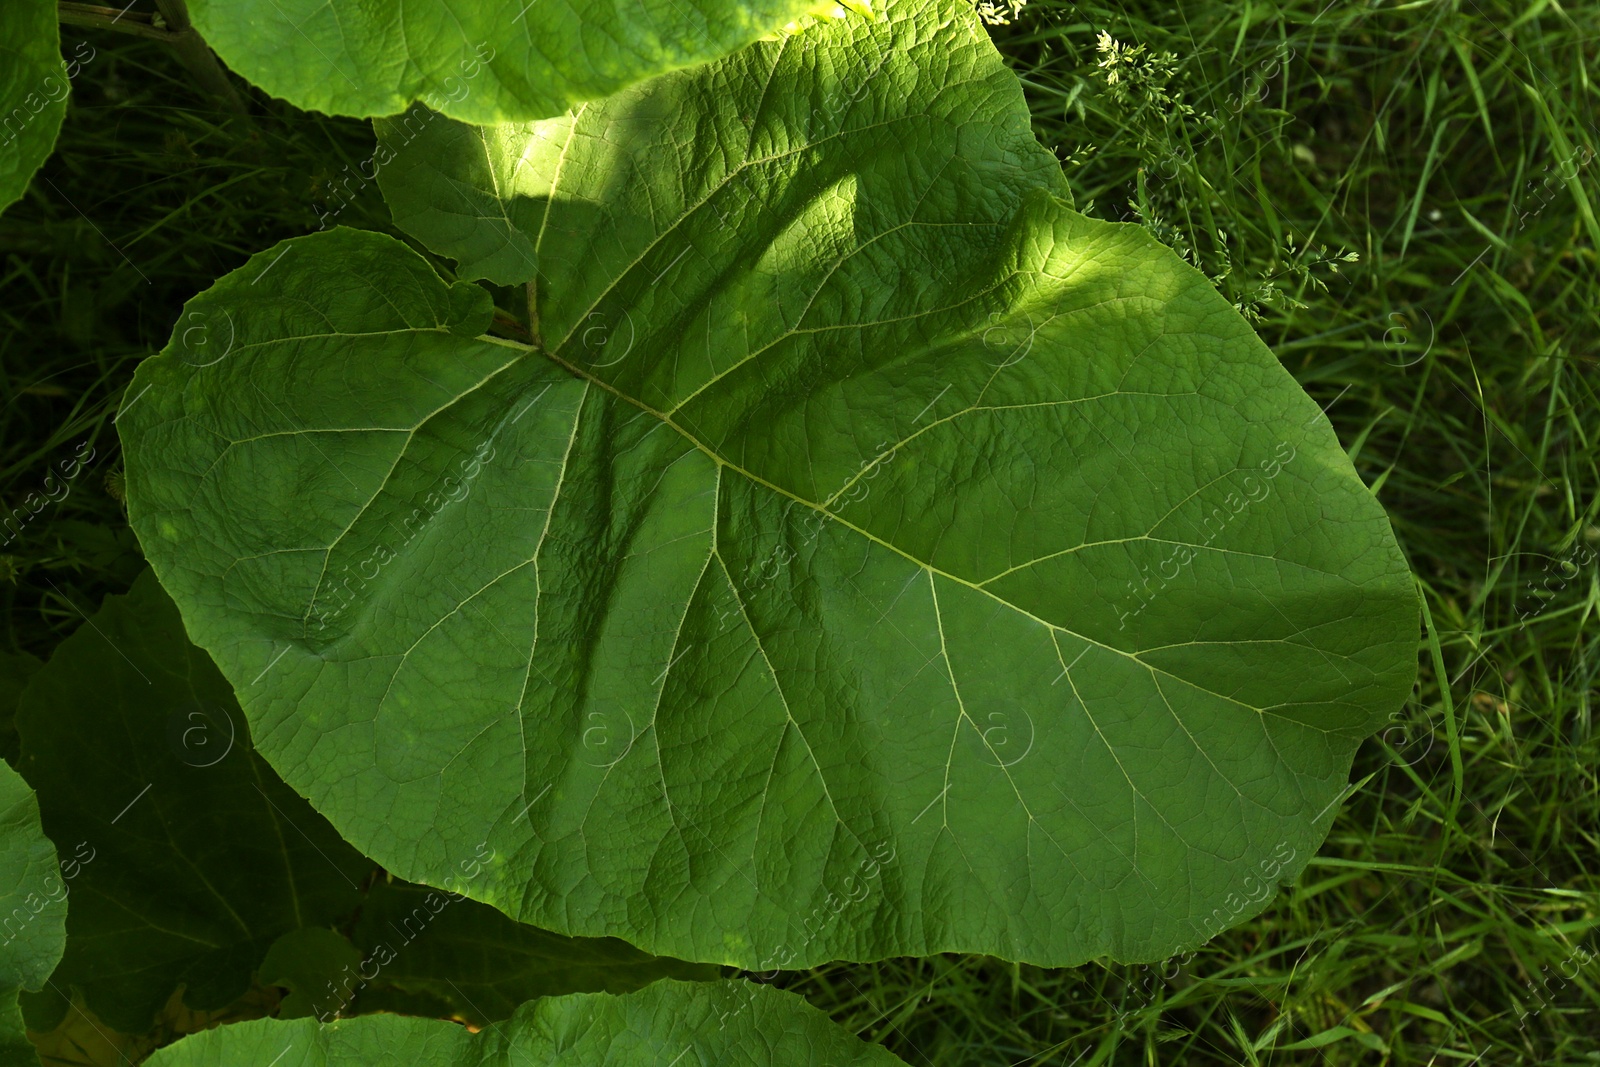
<box><xmin>121</xmin><ymin>0</ymin><xmax>1416</xmax><ymax>974</ymax></box>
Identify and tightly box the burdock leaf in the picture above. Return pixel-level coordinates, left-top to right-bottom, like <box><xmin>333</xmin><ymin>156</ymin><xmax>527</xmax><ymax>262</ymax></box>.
<box><xmin>0</xmin><ymin>0</ymin><xmax>73</xmax><ymax>215</ymax></box>
<box><xmin>120</xmin><ymin>0</ymin><xmax>1417</xmax><ymax>971</ymax></box>
<box><xmin>143</xmin><ymin>981</ymin><xmax>907</xmax><ymax>1067</ymax></box>
<box><xmin>186</xmin><ymin>0</ymin><xmax>833</xmax><ymax>123</ymax></box>
<box><xmin>0</xmin><ymin>761</ymin><xmax>65</xmax><ymax>1064</ymax></box>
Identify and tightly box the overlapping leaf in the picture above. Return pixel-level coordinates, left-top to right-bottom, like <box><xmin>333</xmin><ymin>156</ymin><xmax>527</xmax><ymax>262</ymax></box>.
<box><xmin>12</xmin><ymin>571</ymin><xmax>711</xmax><ymax>1045</ymax></box>
<box><xmin>143</xmin><ymin>981</ymin><xmax>906</xmax><ymax>1067</ymax></box>
<box><xmin>0</xmin><ymin>762</ymin><xmax>64</xmax><ymax>1065</ymax></box>
<box><xmin>13</xmin><ymin>570</ymin><xmax>369</xmax><ymax>1034</ymax></box>
<box><xmin>344</xmin><ymin>880</ymin><xmax>713</xmax><ymax>1027</ymax></box>
<box><xmin>186</xmin><ymin>0</ymin><xmax>837</xmax><ymax>123</ymax></box>
<box><xmin>0</xmin><ymin>0</ymin><xmax>71</xmax><ymax>215</ymax></box>
<box><xmin>120</xmin><ymin>0</ymin><xmax>1417</xmax><ymax>972</ymax></box>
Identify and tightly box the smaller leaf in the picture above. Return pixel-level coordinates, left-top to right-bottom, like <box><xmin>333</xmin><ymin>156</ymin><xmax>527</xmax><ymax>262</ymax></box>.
<box><xmin>259</xmin><ymin>930</ymin><xmax>363</xmax><ymax>1021</ymax></box>
<box><xmin>144</xmin><ymin>980</ymin><xmax>908</xmax><ymax>1066</ymax></box>
<box><xmin>0</xmin><ymin>0</ymin><xmax>74</xmax><ymax>215</ymax></box>
<box><xmin>0</xmin><ymin>760</ymin><xmax>66</xmax><ymax>1063</ymax></box>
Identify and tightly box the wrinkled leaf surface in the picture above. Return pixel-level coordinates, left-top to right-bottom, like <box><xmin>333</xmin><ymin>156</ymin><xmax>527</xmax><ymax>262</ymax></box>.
<box><xmin>187</xmin><ymin>0</ymin><xmax>829</xmax><ymax>122</ymax></box>
<box><xmin>121</xmin><ymin>0</ymin><xmax>1417</xmax><ymax>970</ymax></box>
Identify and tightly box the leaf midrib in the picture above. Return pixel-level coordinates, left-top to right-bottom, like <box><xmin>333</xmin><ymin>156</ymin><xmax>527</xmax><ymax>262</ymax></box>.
<box><xmin>488</xmin><ymin>335</ymin><xmax>1297</xmax><ymax>724</ymax></box>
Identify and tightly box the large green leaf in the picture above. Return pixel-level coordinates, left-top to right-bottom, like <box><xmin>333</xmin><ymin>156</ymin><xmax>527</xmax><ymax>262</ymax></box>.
<box><xmin>13</xmin><ymin>570</ymin><xmax>709</xmax><ymax>1040</ymax></box>
<box><xmin>143</xmin><ymin>980</ymin><xmax>905</xmax><ymax>1067</ymax></box>
<box><xmin>186</xmin><ymin>0</ymin><xmax>832</xmax><ymax>123</ymax></box>
<box><xmin>120</xmin><ymin>0</ymin><xmax>1417</xmax><ymax>971</ymax></box>
<box><xmin>0</xmin><ymin>0</ymin><xmax>71</xmax><ymax>215</ymax></box>
<box><xmin>0</xmin><ymin>761</ymin><xmax>65</xmax><ymax>1065</ymax></box>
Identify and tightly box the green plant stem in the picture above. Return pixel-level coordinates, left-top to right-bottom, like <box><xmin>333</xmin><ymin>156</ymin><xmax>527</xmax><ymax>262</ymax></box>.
<box><xmin>58</xmin><ymin>0</ymin><xmax>248</xmax><ymax>116</ymax></box>
<box><xmin>150</xmin><ymin>0</ymin><xmax>248</xmax><ymax>115</ymax></box>
<box><xmin>57</xmin><ymin>2</ymin><xmax>174</xmax><ymax>41</ymax></box>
